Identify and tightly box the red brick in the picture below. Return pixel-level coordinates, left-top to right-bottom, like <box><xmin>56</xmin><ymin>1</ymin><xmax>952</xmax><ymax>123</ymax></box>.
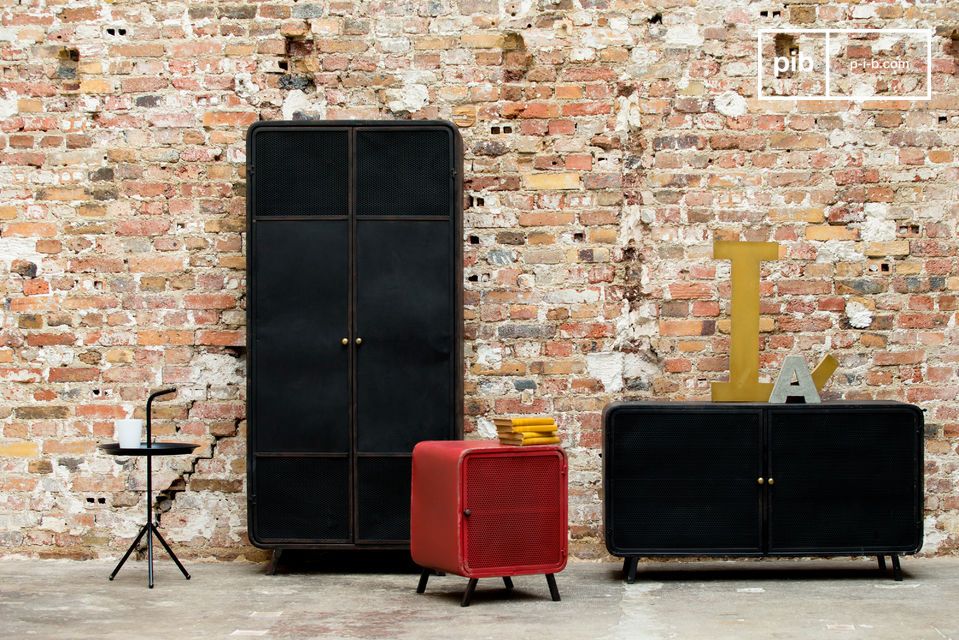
<box><xmin>659</xmin><ymin>320</ymin><xmax>715</xmax><ymax>336</ymax></box>
<box><xmin>26</xmin><ymin>333</ymin><xmax>75</xmax><ymax>347</ymax></box>
<box><xmin>669</xmin><ymin>283</ymin><xmax>712</xmax><ymax>300</ymax></box>
<box><xmin>48</xmin><ymin>368</ymin><xmax>99</xmax><ymax>382</ymax></box>
<box><xmin>874</xmin><ymin>350</ymin><xmax>925</xmax><ymax>366</ymax></box>
<box><xmin>137</xmin><ymin>330</ymin><xmax>194</xmax><ymax>346</ymax></box>
<box><xmin>3</xmin><ymin>222</ymin><xmax>56</xmax><ymax>237</ymax></box>
<box><xmin>184</xmin><ymin>294</ymin><xmax>236</xmax><ymax>309</ymax></box>
<box><xmin>196</xmin><ymin>330</ymin><xmax>244</xmax><ymax>346</ymax></box>
<box><xmin>202</xmin><ymin>111</ymin><xmax>259</xmax><ymax>127</ymax></box>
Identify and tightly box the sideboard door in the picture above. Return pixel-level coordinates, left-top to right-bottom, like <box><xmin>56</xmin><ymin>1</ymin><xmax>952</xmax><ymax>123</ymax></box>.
<box><xmin>605</xmin><ymin>406</ymin><xmax>764</xmax><ymax>555</ymax></box>
<box><xmin>767</xmin><ymin>405</ymin><xmax>923</xmax><ymax>554</ymax></box>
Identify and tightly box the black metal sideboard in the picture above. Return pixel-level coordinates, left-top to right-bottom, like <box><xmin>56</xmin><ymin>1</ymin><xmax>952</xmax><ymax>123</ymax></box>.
<box><xmin>603</xmin><ymin>401</ymin><xmax>924</xmax><ymax>582</ymax></box>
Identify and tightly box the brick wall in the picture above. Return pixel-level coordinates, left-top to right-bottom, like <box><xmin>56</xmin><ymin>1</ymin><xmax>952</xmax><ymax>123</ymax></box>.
<box><xmin>1</xmin><ymin>1</ymin><xmax>958</xmax><ymax>560</ymax></box>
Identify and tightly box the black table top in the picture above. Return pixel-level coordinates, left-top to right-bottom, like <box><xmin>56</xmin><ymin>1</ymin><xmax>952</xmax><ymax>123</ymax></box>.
<box><xmin>99</xmin><ymin>442</ymin><xmax>199</xmax><ymax>457</ymax></box>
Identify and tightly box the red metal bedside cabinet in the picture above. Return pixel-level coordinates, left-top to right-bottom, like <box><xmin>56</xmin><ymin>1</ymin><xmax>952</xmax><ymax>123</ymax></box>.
<box><xmin>410</xmin><ymin>440</ymin><xmax>568</xmax><ymax>606</ymax></box>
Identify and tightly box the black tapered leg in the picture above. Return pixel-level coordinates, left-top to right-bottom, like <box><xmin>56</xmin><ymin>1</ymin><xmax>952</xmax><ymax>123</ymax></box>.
<box><xmin>545</xmin><ymin>573</ymin><xmax>561</xmax><ymax>602</ymax></box>
<box><xmin>877</xmin><ymin>555</ymin><xmax>887</xmax><ymax>572</ymax></box>
<box><xmin>461</xmin><ymin>578</ymin><xmax>478</xmax><ymax>607</ymax></box>
<box><xmin>147</xmin><ymin>522</ymin><xmax>154</xmax><ymax>589</ymax></box>
<box><xmin>152</xmin><ymin>525</ymin><xmax>190</xmax><ymax>579</ymax></box>
<box><xmin>417</xmin><ymin>569</ymin><xmax>430</xmax><ymax>594</ymax></box>
<box><xmin>503</xmin><ymin>576</ymin><xmax>514</xmax><ymax>590</ymax></box>
<box><xmin>625</xmin><ymin>557</ymin><xmax>639</xmax><ymax>584</ymax></box>
<box><xmin>146</xmin><ymin>455</ymin><xmax>155</xmax><ymax>588</ymax></box>
<box><xmin>109</xmin><ymin>524</ymin><xmax>149</xmax><ymax>581</ymax></box>
<box><xmin>891</xmin><ymin>555</ymin><xmax>903</xmax><ymax>581</ymax></box>
<box><xmin>266</xmin><ymin>549</ymin><xmax>283</xmax><ymax>576</ymax></box>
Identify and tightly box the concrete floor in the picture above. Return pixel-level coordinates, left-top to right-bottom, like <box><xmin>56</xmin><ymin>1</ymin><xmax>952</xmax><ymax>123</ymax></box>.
<box><xmin>1</xmin><ymin>554</ymin><xmax>957</xmax><ymax>639</ymax></box>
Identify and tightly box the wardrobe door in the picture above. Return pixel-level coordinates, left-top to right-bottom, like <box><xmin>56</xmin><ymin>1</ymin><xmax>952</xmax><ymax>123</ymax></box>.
<box><xmin>248</xmin><ymin>126</ymin><xmax>352</xmax><ymax>544</ymax></box>
<box><xmin>352</xmin><ymin>127</ymin><xmax>456</xmax><ymax>543</ymax></box>
<box><xmin>353</xmin><ymin>220</ymin><xmax>453</xmax><ymax>452</ymax></box>
<box><xmin>253</xmin><ymin>221</ymin><xmax>350</xmax><ymax>455</ymax></box>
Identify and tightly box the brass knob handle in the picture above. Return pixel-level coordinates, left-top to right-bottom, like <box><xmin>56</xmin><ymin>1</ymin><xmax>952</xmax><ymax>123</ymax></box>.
<box><xmin>768</xmin><ymin>478</ymin><xmax>775</xmax><ymax>486</ymax></box>
<box><xmin>355</xmin><ymin>337</ymin><xmax>363</xmax><ymax>345</ymax></box>
<box><xmin>757</xmin><ymin>477</ymin><xmax>765</xmax><ymax>485</ymax></box>
<box><xmin>341</xmin><ymin>338</ymin><xmax>349</xmax><ymax>346</ymax></box>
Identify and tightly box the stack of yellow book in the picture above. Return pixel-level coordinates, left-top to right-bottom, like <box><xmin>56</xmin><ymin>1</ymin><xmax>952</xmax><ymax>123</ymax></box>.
<box><xmin>493</xmin><ymin>416</ymin><xmax>560</xmax><ymax>446</ymax></box>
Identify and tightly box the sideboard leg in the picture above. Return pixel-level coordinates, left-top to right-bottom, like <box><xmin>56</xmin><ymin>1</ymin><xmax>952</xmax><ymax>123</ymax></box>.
<box><xmin>545</xmin><ymin>573</ymin><xmax>561</xmax><ymax>601</ymax></box>
<box><xmin>417</xmin><ymin>569</ymin><xmax>430</xmax><ymax>594</ymax></box>
<box><xmin>266</xmin><ymin>548</ymin><xmax>283</xmax><ymax>576</ymax></box>
<box><xmin>877</xmin><ymin>555</ymin><xmax>887</xmax><ymax>572</ymax></box>
<box><xmin>891</xmin><ymin>555</ymin><xmax>903</xmax><ymax>582</ymax></box>
<box><xmin>625</xmin><ymin>557</ymin><xmax>639</xmax><ymax>584</ymax></box>
<box><xmin>502</xmin><ymin>576</ymin><xmax>514</xmax><ymax>590</ymax></box>
<box><xmin>461</xmin><ymin>578</ymin><xmax>478</xmax><ymax>607</ymax></box>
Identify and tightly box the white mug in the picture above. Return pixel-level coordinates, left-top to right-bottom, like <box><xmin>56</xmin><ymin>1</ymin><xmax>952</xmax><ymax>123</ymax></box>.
<box><xmin>116</xmin><ymin>419</ymin><xmax>143</xmax><ymax>449</ymax></box>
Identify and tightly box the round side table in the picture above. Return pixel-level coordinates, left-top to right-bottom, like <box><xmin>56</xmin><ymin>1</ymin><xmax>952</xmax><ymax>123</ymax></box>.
<box><xmin>100</xmin><ymin>441</ymin><xmax>198</xmax><ymax>588</ymax></box>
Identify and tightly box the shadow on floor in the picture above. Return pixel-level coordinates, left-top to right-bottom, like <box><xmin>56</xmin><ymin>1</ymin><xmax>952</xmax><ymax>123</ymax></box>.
<box><xmin>604</xmin><ymin>558</ymin><xmax>907</xmax><ymax>583</ymax></box>
<box><xmin>265</xmin><ymin>549</ymin><xmax>420</xmax><ymax>575</ymax></box>
<box><xmin>264</xmin><ymin>550</ymin><xmax>565</xmax><ymax>604</ymax></box>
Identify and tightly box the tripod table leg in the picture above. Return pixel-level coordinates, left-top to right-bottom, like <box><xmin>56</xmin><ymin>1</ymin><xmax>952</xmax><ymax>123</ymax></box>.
<box><xmin>109</xmin><ymin>524</ymin><xmax>149</xmax><ymax>581</ymax></box>
<box><xmin>147</xmin><ymin>522</ymin><xmax>154</xmax><ymax>589</ymax></box>
<box><xmin>152</xmin><ymin>525</ymin><xmax>190</xmax><ymax>579</ymax></box>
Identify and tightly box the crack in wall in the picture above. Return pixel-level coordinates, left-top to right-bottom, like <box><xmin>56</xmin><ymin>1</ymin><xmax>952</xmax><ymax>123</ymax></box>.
<box><xmin>128</xmin><ymin>412</ymin><xmax>242</xmax><ymax>557</ymax></box>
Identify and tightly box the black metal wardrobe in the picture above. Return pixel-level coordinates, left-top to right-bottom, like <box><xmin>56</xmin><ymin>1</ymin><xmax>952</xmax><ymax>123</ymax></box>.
<box><xmin>246</xmin><ymin>121</ymin><xmax>463</xmax><ymax>551</ymax></box>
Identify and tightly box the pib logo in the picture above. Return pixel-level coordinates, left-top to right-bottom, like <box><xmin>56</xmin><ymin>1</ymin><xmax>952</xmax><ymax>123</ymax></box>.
<box><xmin>773</xmin><ymin>50</ymin><xmax>815</xmax><ymax>77</ymax></box>
<box><xmin>758</xmin><ymin>28</ymin><xmax>932</xmax><ymax>101</ymax></box>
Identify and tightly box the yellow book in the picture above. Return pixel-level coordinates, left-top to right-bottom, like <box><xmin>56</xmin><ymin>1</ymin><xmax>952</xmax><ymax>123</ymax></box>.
<box><xmin>497</xmin><ymin>431</ymin><xmax>557</xmax><ymax>439</ymax></box>
<box><xmin>499</xmin><ymin>436</ymin><xmax>561</xmax><ymax>446</ymax></box>
<box><xmin>492</xmin><ymin>416</ymin><xmax>556</xmax><ymax>427</ymax></box>
<box><xmin>496</xmin><ymin>424</ymin><xmax>558</xmax><ymax>434</ymax></box>
<box><xmin>499</xmin><ymin>429</ymin><xmax>557</xmax><ymax>439</ymax></box>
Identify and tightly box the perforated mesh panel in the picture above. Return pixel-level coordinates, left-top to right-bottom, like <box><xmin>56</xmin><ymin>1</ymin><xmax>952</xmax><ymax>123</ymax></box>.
<box><xmin>355</xmin><ymin>221</ymin><xmax>453</xmax><ymax>452</ymax></box>
<box><xmin>357</xmin><ymin>457</ymin><xmax>412</xmax><ymax>542</ymax></box>
<box><xmin>607</xmin><ymin>410</ymin><xmax>762</xmax><ymax>552</ymax></box>
<box><xmin>464</xmin><ymin>453</ymin><xmax>563</xmax><ymax>571</ymax></box>
<box><xmin>356</xmin><ymin>129</ymin><xmax>451</xmax><ymax>216</ymax></box>
<box><xmin>252</xmin><ymin>129</ymin><xmax>348</xmax><ymax>216</ymax></box>
<box><xmin>254</xmin><ymin>457</ymin><xmax>350</xmax><ymax>541</ymax></box>
<box><xmin>768</xmin><ymin>408</ymin><xmax>920</xmax><ymax>552</ymax></box>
